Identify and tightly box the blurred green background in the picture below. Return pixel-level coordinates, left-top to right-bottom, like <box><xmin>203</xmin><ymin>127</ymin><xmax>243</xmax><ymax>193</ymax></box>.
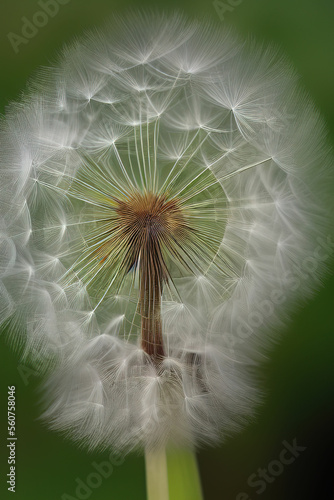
<box><xmin>1</xmin><ymin>0</ymin><xmax>334</xmax><ymax>499</ymax></box>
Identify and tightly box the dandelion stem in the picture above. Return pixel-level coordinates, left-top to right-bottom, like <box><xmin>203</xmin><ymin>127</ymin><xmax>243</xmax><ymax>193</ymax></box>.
<box><xmin>112</xmin><ymin>190</ymin><xmax>190</xmax><ymax>362</ymax></box>
<box><xmin>167</xmin><ymin>449</ymin><xmax>203</xmax><ymax>500</ymax></box>
<box><xmin>140</xmin><ymin>243</ymin><xmax>165</xmax><ymax>359</ymax></box>
<box><xmin>145</xmin><ymin>447</ymin><xmax>204</xmax><ymax>500</ymax></box>
<box><xmin>145</xmin><ymin>447</ymin><xmax>169</xmax><ymax>500</ymax></box>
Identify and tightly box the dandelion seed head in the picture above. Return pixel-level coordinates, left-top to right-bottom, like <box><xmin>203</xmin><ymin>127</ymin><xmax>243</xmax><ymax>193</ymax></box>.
<box><xmin>0</xmin><ymin>12</ymin><xmax>333</xmax><ymax>453</ymax></box>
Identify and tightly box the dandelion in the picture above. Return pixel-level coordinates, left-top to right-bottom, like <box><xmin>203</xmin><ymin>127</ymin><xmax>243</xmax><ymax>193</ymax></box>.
<box><xmin>0</xmin><ymin>11</ymin><xmax>332</xmax><ymax>499</ymax></box>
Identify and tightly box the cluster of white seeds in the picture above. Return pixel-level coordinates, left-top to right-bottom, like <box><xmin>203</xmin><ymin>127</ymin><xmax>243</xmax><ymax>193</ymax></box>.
<box><xmin>0</xmin><ymin>12</ymin><xmax>332</xmax><ymax>452</ymax></box>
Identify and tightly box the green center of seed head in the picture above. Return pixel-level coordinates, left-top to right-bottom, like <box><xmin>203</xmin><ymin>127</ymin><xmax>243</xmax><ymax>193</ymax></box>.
<box><xmin>67</xmin><ymin>161</ymin><xmax>227</xmax><ymax>357</ymax></box>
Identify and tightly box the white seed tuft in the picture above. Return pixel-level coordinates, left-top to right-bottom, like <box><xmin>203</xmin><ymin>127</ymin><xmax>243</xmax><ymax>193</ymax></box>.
<box><xmin>0</xmin><ymin>12</ymin><xmax>333</xmax><ymax>453</ymax></box>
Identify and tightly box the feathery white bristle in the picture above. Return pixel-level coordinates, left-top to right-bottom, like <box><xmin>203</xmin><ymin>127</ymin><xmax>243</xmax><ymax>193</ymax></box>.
<box><xmin>0</xmin><ymin>12</ymin><xmax>333</xmax><ymax>453</ymax></box>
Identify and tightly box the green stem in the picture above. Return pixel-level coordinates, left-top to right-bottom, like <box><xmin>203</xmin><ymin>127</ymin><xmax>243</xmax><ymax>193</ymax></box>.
<box><xmin>167</xmin><ymin>448</ymin><xmax>203</xmax><ymax>500</ymax></box>
<box><xmin>145</xmin><ymin>447</ymin><xmax>203</xmax><ymax>500</ymax></box>
<box><xmin>145</xmin><ymin>447</ymin><xmax>169</xmax><ymax>500</ymax></box>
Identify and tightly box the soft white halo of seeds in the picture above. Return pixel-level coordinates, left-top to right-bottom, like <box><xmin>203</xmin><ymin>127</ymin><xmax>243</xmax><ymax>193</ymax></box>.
<box><xmin>0</xmin><ymin>12</ymin><xmax>332</xmax><ymax>452</ymax></box>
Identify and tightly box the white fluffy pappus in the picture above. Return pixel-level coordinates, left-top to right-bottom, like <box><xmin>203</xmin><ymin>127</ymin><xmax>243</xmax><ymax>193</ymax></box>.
<box><xmin>0</xmin><ymin>11</ymin><xmax>333</xmax><ymax>453</ymax></box>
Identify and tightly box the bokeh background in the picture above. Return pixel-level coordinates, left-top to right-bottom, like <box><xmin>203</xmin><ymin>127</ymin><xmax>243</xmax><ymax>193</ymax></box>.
<box><xmin>0</xmin><ymin>0</ymin><xmax>334</xmax><ymax>499</ymax></box>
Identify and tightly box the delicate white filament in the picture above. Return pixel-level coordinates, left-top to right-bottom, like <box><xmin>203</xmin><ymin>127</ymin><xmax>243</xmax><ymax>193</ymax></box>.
<box><xmin>0</xmin><ymin>12</ymin><xmax>332</xmax><ymax>454</ymax></box>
